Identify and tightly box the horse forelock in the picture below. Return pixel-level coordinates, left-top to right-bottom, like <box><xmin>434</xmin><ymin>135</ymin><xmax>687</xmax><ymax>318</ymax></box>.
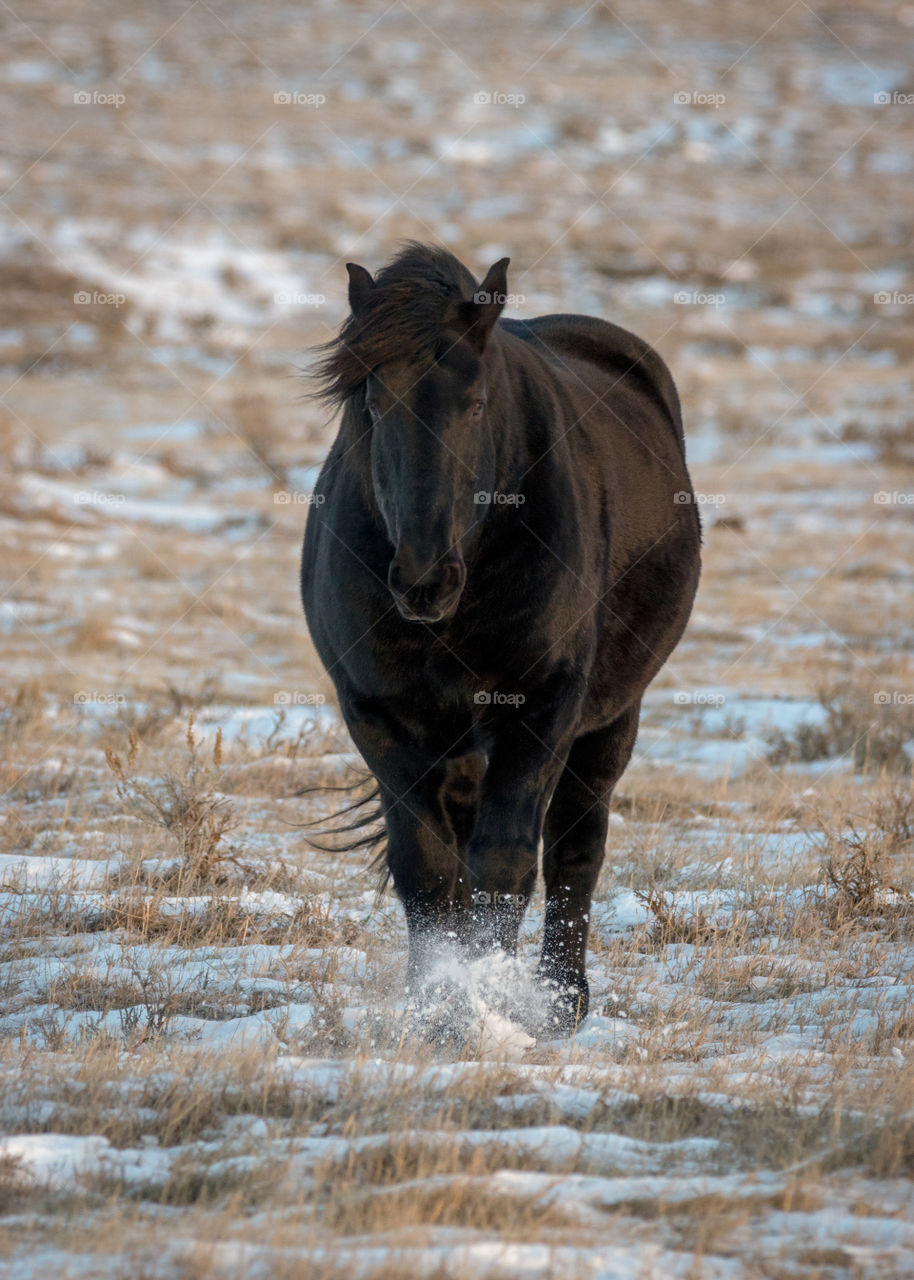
<box><xmin>312</xmin><ymin>242</ymin><xmax>479</xmax><ymax>408</ymax></box>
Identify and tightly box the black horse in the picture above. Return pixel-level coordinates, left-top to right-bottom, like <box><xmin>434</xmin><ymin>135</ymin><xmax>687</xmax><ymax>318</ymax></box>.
<box><xmin>301</xmin><ymin>243</ymin><xmax>700</xmax><ymax>1033</ymax></box>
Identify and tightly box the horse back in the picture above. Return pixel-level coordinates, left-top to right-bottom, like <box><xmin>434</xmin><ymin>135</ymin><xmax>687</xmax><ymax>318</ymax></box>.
<box><xmin>499</xmin><ymin>314</ymin><xmax>685</xmax><ymax>454</ymax></box>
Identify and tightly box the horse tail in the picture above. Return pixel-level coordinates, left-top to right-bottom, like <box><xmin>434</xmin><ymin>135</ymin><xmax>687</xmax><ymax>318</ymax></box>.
<box><xmin>294</xmin><ymin>767</ymin><xmax>389</xmax><ymax>884</ymax></box>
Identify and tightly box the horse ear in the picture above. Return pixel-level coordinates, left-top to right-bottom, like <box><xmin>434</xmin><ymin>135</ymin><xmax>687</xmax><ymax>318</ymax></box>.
<box><xmin>450</xmin><ymin>256</ymin><xmax>510</xmax><ymax>353</ymax></box>
<box><xmin>346</xmin><ymin>262</ymin><xmax>375</xmax><ymax>316</ymax></box>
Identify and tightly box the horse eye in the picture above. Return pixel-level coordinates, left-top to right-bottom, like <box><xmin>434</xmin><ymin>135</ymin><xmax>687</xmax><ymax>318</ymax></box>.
<box><xmin>470</xmin><ymin>399</ymin><xmax>485</xmax><ymax>418</ymax></box>
<box><xmin>366</xmin><ymin>401</ymin><xmax>380</xmax><ymax>422</ymax></box>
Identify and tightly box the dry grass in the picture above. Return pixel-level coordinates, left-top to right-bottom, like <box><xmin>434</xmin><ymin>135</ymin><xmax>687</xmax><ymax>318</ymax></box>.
<box><xmin>634</xmin><ymin>886</ymin><xmax>719</xmax><ymax>948</ymax></box>
<box><xmin>105</xmin><ymin>719</ymin><xmax>240</xmax><ymax>890</ymax></box>
<box><xmin>226</xmin><ymin>382</ymin><xmax>289</xmax><ymax>489</ymax></box>
<box><xmin>766</xmin><ymin>677</ymin><xmax>914</xmax><ymax>773</ymax></box>
<box><xmin>2</xmin><ymin>0</ymin><xmax>914</xmax><ymax>1273</ymax></box>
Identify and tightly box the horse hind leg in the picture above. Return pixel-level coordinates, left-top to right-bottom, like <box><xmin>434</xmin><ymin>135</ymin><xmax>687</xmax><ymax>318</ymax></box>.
<box><xmin>539</xmin><ymin>704</ymin><xmax>641</xmax><ymax>1035</ymax></box>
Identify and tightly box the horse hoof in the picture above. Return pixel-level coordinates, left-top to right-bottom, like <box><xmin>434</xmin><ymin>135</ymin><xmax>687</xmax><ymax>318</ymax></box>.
<box><xmin>536</xmin><ymin>969</ymin><xmax>589</xmax><ymax>1037</ymax></box>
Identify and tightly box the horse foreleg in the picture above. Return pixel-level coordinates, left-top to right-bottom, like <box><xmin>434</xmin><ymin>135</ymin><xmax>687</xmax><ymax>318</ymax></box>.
<box><xmin>540</xmin><ymin>706</ymin><xmax>641</xmax><ymax>1031</ymax></box>
<box><xmin>465</xmin><ymin>671</ymin><xmax>585</xmax><ymax>958</ymax></box>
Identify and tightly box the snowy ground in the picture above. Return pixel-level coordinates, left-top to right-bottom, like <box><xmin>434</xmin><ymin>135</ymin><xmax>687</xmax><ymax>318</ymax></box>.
<box><xmin>2</xmin><ymin>0</ymin><xmax>914</xmax><ymax>1276</ymax></box>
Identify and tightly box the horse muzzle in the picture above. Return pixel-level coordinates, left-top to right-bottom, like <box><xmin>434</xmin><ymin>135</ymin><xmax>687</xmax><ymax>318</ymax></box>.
<box><xmin>388</xmin><ymin>556</ymin><xmax>466</xmax><ymax>623</ymax></box>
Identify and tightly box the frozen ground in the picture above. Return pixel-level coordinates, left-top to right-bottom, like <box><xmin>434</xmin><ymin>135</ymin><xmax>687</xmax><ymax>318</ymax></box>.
<box><xmin>2</xmin><ymin>0</ymin><xmax>914</xmax><ymax>1276</ymax></box>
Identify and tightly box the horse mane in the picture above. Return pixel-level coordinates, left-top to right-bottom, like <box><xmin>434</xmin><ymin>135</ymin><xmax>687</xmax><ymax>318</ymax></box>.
<box><xmin>311</xmin><ymin>241</ymin><xmax>479</xmax><ymax>409</ymax></box>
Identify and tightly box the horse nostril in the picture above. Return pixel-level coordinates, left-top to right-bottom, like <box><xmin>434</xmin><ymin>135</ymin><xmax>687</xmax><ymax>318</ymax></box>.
<box><xmin>388</xmin><ymin>561</ymin><xmax>405</xmax><ymax>594</ymax></box>
<box><xmin>440</xmin><ymin>561</ymin><xmax>462</xmax><ymax>596</ymax></box>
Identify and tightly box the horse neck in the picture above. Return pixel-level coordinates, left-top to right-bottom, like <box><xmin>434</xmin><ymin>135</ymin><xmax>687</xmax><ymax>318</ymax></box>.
<box><xmin>482</xmin><ymin>337</ymin><xmax>522</xmax><ymax>494</ymax></box>
<box><xmin>483</xmin><ymin>335</ymin><xmax>541</xmax><ymax>497</ymax></box>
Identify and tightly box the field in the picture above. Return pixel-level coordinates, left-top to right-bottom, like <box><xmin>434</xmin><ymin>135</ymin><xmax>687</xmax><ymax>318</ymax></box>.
<box><xmin>2</xmin><ymin>0</ymin><xmax>914</xmax><ymax>1275</ymax></box>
